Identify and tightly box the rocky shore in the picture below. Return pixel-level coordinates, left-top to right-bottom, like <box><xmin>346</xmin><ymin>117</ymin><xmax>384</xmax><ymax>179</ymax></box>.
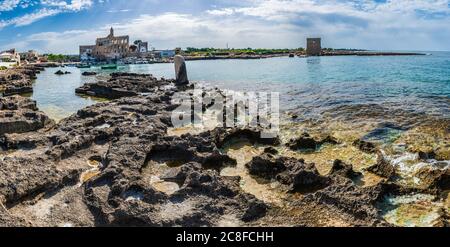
<box><xmin>0</xmin><ymin>67</ymin><xmax>448</xmax><ymax>227</ymax></box>
<box><xmin>0</xmin><ymin>63</ymin><xmax>58</xmax><ymax>96</ymax></box>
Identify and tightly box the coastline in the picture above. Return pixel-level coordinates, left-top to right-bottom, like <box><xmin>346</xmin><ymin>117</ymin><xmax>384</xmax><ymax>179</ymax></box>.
<box><xmin>0</xmin><ymin>64</ymin><xmax>449</xmax><ymax>227</ymax></box>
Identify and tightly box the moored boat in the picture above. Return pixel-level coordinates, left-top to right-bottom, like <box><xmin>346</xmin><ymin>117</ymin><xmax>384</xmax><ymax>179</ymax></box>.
<box><xmin>101</xmin><ymin>64</ymin><xmax>118</xmax><ymax>70</ymax></box>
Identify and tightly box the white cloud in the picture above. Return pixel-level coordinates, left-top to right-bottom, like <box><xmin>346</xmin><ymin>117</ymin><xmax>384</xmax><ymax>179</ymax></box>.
<box><xmin>0</xmin><ymin>0</ymin><xmax>93</xmax><ymax>29</ymax></box>
<box><xmin>12</xmin><ymin>8</ymin><xmax>61</xmax><ymax>26</ymax></box>
<box><xmin>40</xmin><ymin>0</ymin><xmax>93</xmax><ymax>11</ymax></box>
<box><xmin>2</xmin><ymin>0</ymin><xmax>450</xmax><ymax>52</ymax></box>
<box><xmin>0</xmin><ymin>0</ymin><xmax>21</xmax><ymax>11</ymax></box>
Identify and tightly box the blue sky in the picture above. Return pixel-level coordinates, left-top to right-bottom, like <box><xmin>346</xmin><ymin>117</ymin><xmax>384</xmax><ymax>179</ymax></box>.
<box><xmin>0</xmin><ymin>0</ymin><xmax>449</xmax><ymax>54</ymax></box>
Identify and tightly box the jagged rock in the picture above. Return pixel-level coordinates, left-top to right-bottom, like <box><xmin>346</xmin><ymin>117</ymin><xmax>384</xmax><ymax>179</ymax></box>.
<box><xmin>0</xmin><ymin>96</ymin><xmax>53</xmax><ymax>135</ymax></box>
<box><xmin>329</xmin><ymin>159</ymin><xmax>362</xmax><ymax>179</ymax></box>
<box><xmin>214</xmin><ymin>128</ymin><xmax>281</xmax><ymax>147</ymax></box>
<box><xmin>54</xmin><ymin>70</ymin><xmax>65</xmax><ymax>75</ymax></box>
<box><xmin>275</xmin><ymin>158</ymin><xmax>330</xmax><ymax>192</ymax></box>
<box><xmin>246</xmin><ymin>154</ymin><xmax>329</xmax><ymax>192</ymax></box>
<box><xmin>287</xmin><ymin>133</ymin><xmax>339</xmax><ymax>151</ymax></box>
<box><xmin>414</xmin><ymin>166</ymin><xmax>450</xmax><ymax>190</ymax></box>
<box><xmin>0</xmin><ymin>67</ymin><xmax>39</xmax><ymax>96</ymax></box>
<box><xmin>287</xmin><ymin>133</ymin><xmax>317</xmax><ymax>150</ymax></box>
<box><xmin>246</xmin><ymin>153</ymin><xmax>286</xmax><ymax>179</ymax></box>
<box><xmin>353</xmin><ymin>139</ymin><xmax>377</xmax><ymax>153</ymax></box>
<box><xmin>366</xmin><ymin>153</ymin><xmax>395</xmax><ymax>178</ymax></box>
<box><xmin>299</xmin><ymin>177</ymin><xmax>393</xmax><ymax>226</ymax></box>
<box><xmin>418</xmin><ymin>150</ymin><xmax>438</xmax><ymax>160</ymax></box>
<box><xmin>75</xmin><ymin>72</ymin><xmax>174</xmax><ymax>99</ymax></box>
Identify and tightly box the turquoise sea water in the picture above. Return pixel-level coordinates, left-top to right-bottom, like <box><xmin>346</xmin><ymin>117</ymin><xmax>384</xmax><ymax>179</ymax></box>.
<box><xmin>31</xmin><ymin>52</ymin><xmax>450</xmax><ymax>122</ymax></box>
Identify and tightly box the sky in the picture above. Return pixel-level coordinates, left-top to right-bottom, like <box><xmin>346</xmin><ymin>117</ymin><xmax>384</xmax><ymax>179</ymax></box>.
<box><xmin>0</xmin><ymin>0</ymin><xmax>449</xmax><ymax>54</ymax></box>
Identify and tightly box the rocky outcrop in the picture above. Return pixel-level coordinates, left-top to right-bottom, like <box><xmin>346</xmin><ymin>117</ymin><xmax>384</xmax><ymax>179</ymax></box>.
<box><xmin>0</xmin><ymin>96</ymin><xmax>53</xmax><ymax>135</ymax></box>
<box><xmin>328</xmin><ymin>159</ymin><xmax>362</xmax><ymax>179</ymax></box>
<box><xmin>82</xmin><ymin>72</ymin><xmax>97</xmax><ymax>76</ymax></box>
<box><xmin>75</xmin><ymin>72</ymin><xmax>174</xmax><ymax>99</ymax></box>
<box><xmin>287</xmin><ymin>133</ymin><xmax>339</xmax><ymax>151</ymax></box>
<box><xmin>366</xmin><ymin>152</ymin><xmax>396</xmax><ymax>178</ymax></box>
<box><xmin>246</xmin><ymin>153</ymin><xmax>330</xmax><ymax>192</ymax></box>
<box><xmin>353</xmin><ymin>139</ymin><xmax>377</xmax><ymax>153</ymax></box>
<box><xmin>0</xmin><ymin>66</ymin><xmax>42</xmax><ymax>96</ymax></box>
<box><xmin>55</xmin><ymin>70</ymin><xmax>71</xmax><ymax>75</ymax></box>
<box><xmin>0</xmin><ymin>87</ymin><xmax>277</xmax><ymax>226</ymax></box>
<box><xmin>414</xmin><ymin>166</ymin><xmax>450</xmax><ymax>190</ymax></box>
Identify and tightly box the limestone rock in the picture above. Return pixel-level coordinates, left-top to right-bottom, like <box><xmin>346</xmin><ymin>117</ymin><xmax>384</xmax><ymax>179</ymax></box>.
<box><xmin>174</xmin><ymin>55</ymin><xmax>189</xmax><ymax>85</ymax></box>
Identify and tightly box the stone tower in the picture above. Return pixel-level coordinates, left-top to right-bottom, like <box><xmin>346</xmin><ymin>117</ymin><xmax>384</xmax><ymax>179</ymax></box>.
<box><xmin>109</xmin><ymin>27</ymin><xmax>114</xmax><ymax>37</ymax></box>
<box><xmin>306</xmin><ymin>38</ymin><xmax>321</xmax><ymax>56</ymax></box>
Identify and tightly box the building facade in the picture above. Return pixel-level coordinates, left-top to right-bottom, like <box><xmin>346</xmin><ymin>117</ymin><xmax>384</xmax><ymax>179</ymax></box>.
<box><xmin>80</xmin><ymin>28</ymin><xmax>130</xmax><ymax>61</ymax></box>
<box><xmin>0</xmin><ymin>49</ymin><xmax>21</xmax><ymax>67</ymax></box>
<box><xmin>306</xmin><ymin>38</ymin><xmax>322</xmax><ymax>56</ymax></box>
<box><xmin>19</xmin><ymin>50</ymin><xmax>39</xmax><ymax>63</ymax></box>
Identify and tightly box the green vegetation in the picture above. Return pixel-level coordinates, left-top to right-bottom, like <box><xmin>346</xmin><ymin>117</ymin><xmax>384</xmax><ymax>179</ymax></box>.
<box><xmin>46</xmin><ymin>54</ymin><xmax>68</xmax><ymax>62</ymax></box>
<box><xmin>184</xmin><ymin>47</ymin><xmax>305</xmax><ymax>56</ymax></box>
<box><xmin>0</xmin><ymin>66</ymin><xmax>8</xmax><ymax>71</ymax></box>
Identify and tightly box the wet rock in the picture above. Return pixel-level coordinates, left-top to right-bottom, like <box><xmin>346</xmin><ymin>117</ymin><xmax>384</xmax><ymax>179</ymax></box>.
<box><xmin>287</xmin><ymin>133</ymin><xmax>317</xmax><ymax>150</ymax></box>
<box><xmin>275</xmin><ymin>158</ymin><xmax>330</xmax><ymax>192</ymax></box>
<box><xmin>353</xmin><ymin>139</ymin><xmax>377</xmax><ymax>153</ymax></box>
<box><xmin>246</xmin><ymin>154</ymin><xmax>329</xmax><ymax>192</ymax></box>
<box><xmin>287</xmin><ymin>133</ymin><xmax>339</xmax><ymax>151</ymax></box>
<box><xmin>366</xmin><ymin>153</ymin><xmax>396</xmax><ymax>178</ymax></box>
<box><xmin>82</xmin><ymin>72</ymin><xmax>97</xmax><ymax>76</ymax></box>
<box><xmin>329</xmin><ymin>159</ymin><xmax>362</xmax><ymax>179</ymax></box>
<box><xmin>54</xmin><ymin>70</ymin><xmax>69</xmax><ymax>75</ymax></box>
<box><xmin>414</xmin><ymin>167</ymin><xmax>450</xmax><ymax>190</ymax></box>
<box><xmin>214</xmin><ymin>127</ymin><xmax>281</xmax><ymax>147</ymax></box>
<box><xmin>75</xmin><ymin>72</ymin><xmax>174</xmax><ymax>99</ymax></box>
<box><xmin>299</xmin><ymin>177</ymin><xmax>391</xmax><ymax>225</ymax></box>
<box><xmin>418</xmin><ymin>151</ymin><xmax>437</xmax><ymax>160</ymax></box>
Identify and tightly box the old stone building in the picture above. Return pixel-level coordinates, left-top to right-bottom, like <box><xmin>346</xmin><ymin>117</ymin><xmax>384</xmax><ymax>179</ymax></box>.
<box><xmin>0</xmin><ymin>48</ymin><xmax>21</xmax><ymax>67</ymax></box>
<box><xmin>80</xmin><ymin>28</ymin><xmax>130</xmax><ymax>61</ymax></box>
<box><xmin>306</xmin><ymin>38</ymin><xmax>322</xmax><ymax>56</ymax></box>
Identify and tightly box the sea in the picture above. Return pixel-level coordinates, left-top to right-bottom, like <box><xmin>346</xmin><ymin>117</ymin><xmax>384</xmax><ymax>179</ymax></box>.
<box><xmin>31</xmin><ymin>51</ymin><xmax>450</xmax><ymax>124</ymax></box>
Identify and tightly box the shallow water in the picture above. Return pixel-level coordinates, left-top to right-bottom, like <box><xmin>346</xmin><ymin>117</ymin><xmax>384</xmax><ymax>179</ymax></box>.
<box><xmin>30</xmin><ymin>52</ymin><xmax>449</xmax><ymax>124</ymax></box>
<box><xmin>30</xmin><ymin>67</ymin><xmax>106</xmax><ymax>121</ymax></box>
<box><xmin>380</xmin><ymin>194</ymin><xmax>445</xmax><ymax>227</ymax></box>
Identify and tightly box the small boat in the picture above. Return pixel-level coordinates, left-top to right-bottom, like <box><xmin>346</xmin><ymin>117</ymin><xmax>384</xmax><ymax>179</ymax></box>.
<box><xmin>101</xmin><ymin>64</ymin><xmax>117</xmax><ymax>70</ymax></box>
<box><xmin>77</xmin><ymin>64</ymin><xmax>91</xmax><ymax>68</ymax></box>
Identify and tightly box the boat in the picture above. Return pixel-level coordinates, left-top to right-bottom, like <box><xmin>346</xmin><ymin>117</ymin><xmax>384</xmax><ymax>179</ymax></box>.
<box><xmin>76</xmin><ymin>64</ymin><xmax>91</xmax><ymax>68</ymax></box>
<box><xmin>101</xmin><ymin>64</ymin><xmax>118</xmax><ymax>70</ymax></box>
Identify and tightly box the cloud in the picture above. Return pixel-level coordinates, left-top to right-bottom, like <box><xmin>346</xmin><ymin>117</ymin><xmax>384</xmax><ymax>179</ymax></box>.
<box><xmin>40</xmin><ymin>0</ymin><xmax>93</xmax><ymax>11</ymax></box>
<box><xmin>8</xmin><ymin>8</ymin><xmax>61</xmax><ymax>27</ymax></box>
<box><xmin>0</xmin><ymin>0</ymin><xmax>21</xmax><ymax>11</ymax></box>
<box><xmin>0</xmin><ymin>0</ymin><xmax>93</xmax><ymax>29</ymax></box>
<box><xmin>2</xmin><ymin>0</ymin><xmax>450</xmax><ymax>52</ymax></box>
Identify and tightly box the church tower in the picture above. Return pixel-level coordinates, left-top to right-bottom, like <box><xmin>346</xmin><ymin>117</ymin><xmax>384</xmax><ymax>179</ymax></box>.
<box><xmin>109</xmin><ymin>27</ymin><xmax>114</xmax><ymax>37</ymax></box>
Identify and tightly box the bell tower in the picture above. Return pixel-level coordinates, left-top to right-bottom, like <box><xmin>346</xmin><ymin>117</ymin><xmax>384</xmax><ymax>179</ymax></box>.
<box><xmin>109</xmin><ymin>27</ymin><xmax>114</xmax><ymax>37</ymax></box>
